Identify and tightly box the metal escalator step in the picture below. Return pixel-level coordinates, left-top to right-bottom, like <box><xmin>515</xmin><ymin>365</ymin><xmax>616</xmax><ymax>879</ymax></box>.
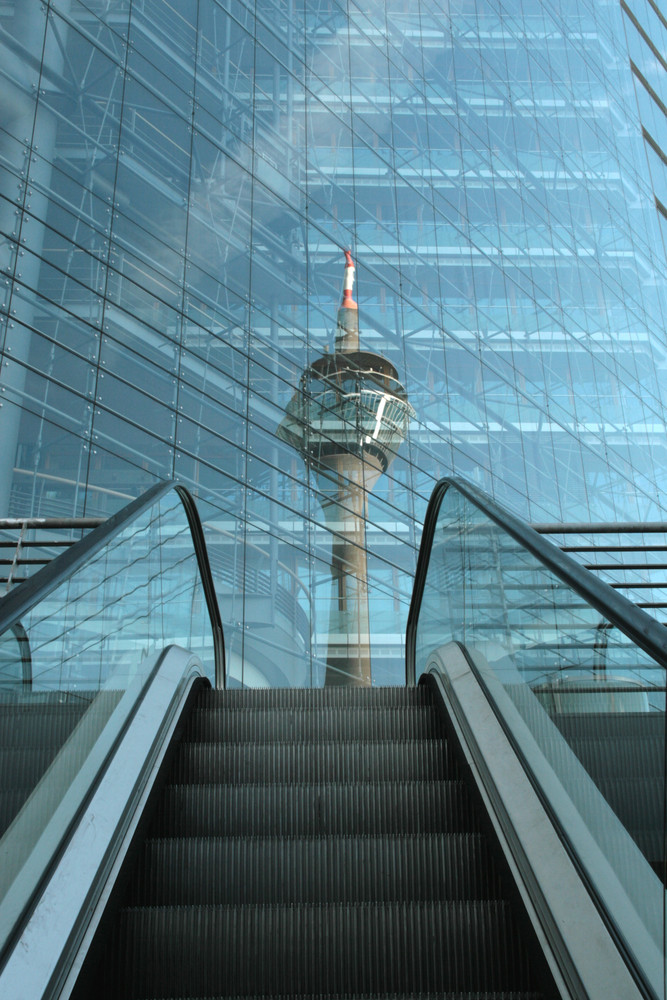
<box><xmin>0</xmin><ymin>746</ymin><xmax>85</xmax><ymax>789</ymax></box>
<box><xmin>72</xmin><ymin>679</ymin><xmax>557</xmax><ymax>1000</ymax></box>
<box><xmin>197</xmin><ymin>685</ymin><xmax>433</xmax><ymax>710</ymax></box>
<box><xmin>554</xmin><ymin>712</ymin><xmax>665</xmax><ymax>743</ymax></box>
<box><xmin>563</xmin><ymin>734</ymin><xmax>664</xmax><ymax>779</ymax></box>
<box><xmin>141</xmin><ymin>994</ymin><xmax>546</xmax><ymax>1000</ymax></box>
<box><xmin>0</xmin><ymin>690</ymin><xmax>125</xmax><ymax>838</ymax></box>
<box><xmin>184</xmin><ymin>705</ymin><xmax>442</xmax><ymax>743</ymax></box>
<box><xmin>169</xmin><ymin>740</ymin><xmax>450</xmax><ymax>784</ymax></box>
<box><xmin>0</xmin><ymin>707</ymin><xmax>88</xmax><ymax>747</ymax></box>
<box><xmin>98</xmin><ymin>900</ymin><xmax>534</xmax><ymax>998</ymax></box>
<box><xmin>137</xmin><ymin>994</ymin><xmax>546</xmax><ymax>1000</ymax></box>
<box><xmin>0</xmin><ymin>689</ymin><xmax>121</xmax><ymax>751</ymax></box>
<box><xmin>628</xmin><ymin>827</ymin><xmax>664</xmax><ymax>866</ymax></box>
<box><xmin>0</xmin><ymin>691</ymin><xmax>96</xmax><ymax>708</ymax></box>
<box><xmin>0</xmin><ymin>788</ymin><xmax>35</xmax><ymax>838</ymax></box>
<box><xmin>127</xmin><ymin>833</ymin><xmax>502</xmax><ymax>905</ymax></box>
<box><xmin>0</xmin><ymin>743</ymin><xmax>91</xmax><ymax>838</ymax></box>
<box><xmin>594</xmin><ymin>775</ymin><xmax>664</xmax><ymax>830</ymax></box>
<box><xmin>550</xmin><ymin>711</ymin><xmax>665</xmax><ymax>871</ymax></box>
<box><xmin>151</xmin><ymin>781</ymin><xmax>482</xmax><ymax>837</ymax></box>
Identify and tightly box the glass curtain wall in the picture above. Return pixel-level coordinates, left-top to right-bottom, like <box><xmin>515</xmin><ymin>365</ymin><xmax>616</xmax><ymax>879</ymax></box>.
<box><xmin>1</xmin><ymin>0</ymin><xmax>667</xmax><ymax>686</ymax></box>
<box><xmin>621</xmin><ymin>0</ymin><xmax>667</xmax><ymax>250</ymax></box>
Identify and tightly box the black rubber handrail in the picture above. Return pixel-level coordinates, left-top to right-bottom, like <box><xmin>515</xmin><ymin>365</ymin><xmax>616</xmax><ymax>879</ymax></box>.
<box><xmin>405</xmin><ymin>477</ymin><xmax>667</xmax><ymax>685</ymax></box>
<box><xmin>0</xmin><ymin>482</ymin><xmax>226</xmax><ymax>689</ymax></box>
<box><xmin>174</xmin><ymin>484</ymin><xmax>226</xmax><ymax>689</ymax></box>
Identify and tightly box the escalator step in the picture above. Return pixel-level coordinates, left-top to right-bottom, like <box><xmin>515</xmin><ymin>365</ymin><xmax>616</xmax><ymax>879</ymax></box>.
<box><xmin>184</xmin><ymin>705</ymin><xmax>442</xmax><ymax>742</ymax></box>
<box><xmin>0</xmin><ymin>788</ymin><xmax>36</xmax><ymax>838</ymax></box>
<box><xmin>554</xmin><ymin>712</ymin><xmax>665</xmax><ymax>743</ymax></box>
<box><xmin>139</xmin><ymin>993</ymin><xmax>546</xmax><ymax>999</ymax></box>
<box><xmin>562</xmin><ymin>735</ymin><xmax>664</xmax><ymax>779</ymax></box>
<box><xmin>548</xmin><ymin>711</ymin><xmax>665</xmax><ymax>872</ymax></box>
<box><xmin>628</xmin><ymin>827</ymin><xmax>663</xmax><ymax>867</ymax></box>
<box><xmin>152</xmin><ymin>781</ymin><xmax>483</xmax><ymax>837</ymax></box>
<box><xmin>98</xmin><ymin>900</ymin><xmax>534</xmax><ymax>998</ymax></box>
<box><xmin>127</xmin><ymin>833</ymin><xmax>502</xmax><ymax>905</ymax></box>
<box><xmin>0</xmin><ymin>708</ymin><xmax>88</xmax><ymax>747</ymax></box>
<box><xmin>75</xmin><ymin>683</ymin><xmax>556</xmax><ymax>1000</ymax></box>
<box><xmin>0</xmin><ymin>746</ymin><xmax>86</xmax><ymax>789</ymax></box>
<box><xmin>169</xmin><ymin>740</ymin><xmax>451</xmax><ymax>784</ymax></box>
<box><xmin>0</xmin><ymin>691</ymin><xmax>96</xmax><ymax>708</ymax></box>
<box><xmin>594</xmin><ymin>775</ymin><xmax>664</xmax><ymax>832</ymax></box>
<box><xmin>198</xmin><ymin>686</ymin><xmax>433</xmax><ymax>710</ymax></box>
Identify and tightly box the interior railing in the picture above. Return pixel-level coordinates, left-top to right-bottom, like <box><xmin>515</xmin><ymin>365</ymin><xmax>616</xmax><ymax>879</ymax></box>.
<box><xmin>0</xmin><ymin>516</ymin><xmax>106</xmax><ymax>594</ymax></box>
<box><xmin>530</xmin><ymin>519</ymin><xmax>667</xmax><ymax>620</ymax></box>
<box><xmin>406</xmin><ymin>477</ymin><xmax>667</xmax><ymax>1000</ymax></box>
<box><xmin>0</xmin><ymin>482</ymin><xmax>224</xmax><ymax>971</ymax></box>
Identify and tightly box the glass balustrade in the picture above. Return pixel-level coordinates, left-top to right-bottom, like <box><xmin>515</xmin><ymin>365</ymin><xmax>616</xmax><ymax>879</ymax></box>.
<box><xmin>0</xmin><ymin>483</ymin><xmax>222</xmax><ymax>962</ymax></box>
<box><xmin>411</xmin><ymin>478</ymin><xmax>666</xmax><ymax>999</ymax></box>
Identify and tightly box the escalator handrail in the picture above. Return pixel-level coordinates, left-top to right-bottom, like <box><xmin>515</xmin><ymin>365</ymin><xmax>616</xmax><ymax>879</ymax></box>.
<box><xmin>0</xmin><ymin>482</ymin><xmax>226</xmax><ymax>689</ymax></box>
<box><xmin>406</xmin><ymin>476</ymin><xmax>667</xmax><ymax>685</ymax></box>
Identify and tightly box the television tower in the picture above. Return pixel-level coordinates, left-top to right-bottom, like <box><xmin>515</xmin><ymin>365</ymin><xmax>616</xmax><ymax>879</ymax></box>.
<box><xmin>279</xmin><ymin>252</ymin><xmax>414</xmax><ymax>686</ymax></box>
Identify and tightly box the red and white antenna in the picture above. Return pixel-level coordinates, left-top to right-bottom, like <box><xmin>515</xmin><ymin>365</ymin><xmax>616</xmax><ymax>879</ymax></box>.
<box><xmin>336</xmin><ymin>249</ymin><xmax>359</xmax><ymax>350</ymax></box>
<box><xmin>341</xmin><ymin>249</ymin><xmax>358</xmax><ymax>311</ymax></box>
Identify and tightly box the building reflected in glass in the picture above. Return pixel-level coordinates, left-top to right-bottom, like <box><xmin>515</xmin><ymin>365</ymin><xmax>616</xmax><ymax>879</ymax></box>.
<box><xmin>1</xmin><ymin>0</ymin><xmax>667</xmax><ymax>686</ymax></box>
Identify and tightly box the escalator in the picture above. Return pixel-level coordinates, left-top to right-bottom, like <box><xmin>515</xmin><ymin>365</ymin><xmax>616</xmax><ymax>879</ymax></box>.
<box><xmin>551</xmin><ymin>710</ymin><xmax>665</xmax><ymax>879</ymax></box>
<box><xmin>75</xmin><ymin>683</ymin><xmax>555</xmax><ymax>998</ymax></box>
<box><xmin>0</xmin><ymin>477</ymin><xmax>664</xmax><ymax>998</ymax></box>
<box><xmin>0</xmin><ymin>690</ymin><xmax>119</xmax><ymax>840</ymax></box>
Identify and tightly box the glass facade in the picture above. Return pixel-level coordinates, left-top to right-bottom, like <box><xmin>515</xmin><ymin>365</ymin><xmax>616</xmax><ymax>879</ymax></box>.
<box><xmin>622</xmin><ymin>0</ymin><xmax>667</xmax><ymax>247</ymax></box>
<box><xmin>2</xmin><ymin>0</ymin><xmax>667</xmax><ymax>687</ymax></box>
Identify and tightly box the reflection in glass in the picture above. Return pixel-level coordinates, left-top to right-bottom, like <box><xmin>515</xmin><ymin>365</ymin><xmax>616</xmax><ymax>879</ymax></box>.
<box><xmin>2</xmin><ymin>0</ymin><xmax>667</xmax><ymax>688</ymax></box>
<box><xmin>280</xmin><ymin>252</ymin><xmax>414</xmax><ymax>685</ymax></box>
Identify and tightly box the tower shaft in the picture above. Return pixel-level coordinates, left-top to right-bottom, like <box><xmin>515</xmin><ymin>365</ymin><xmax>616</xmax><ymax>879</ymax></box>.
<box><xmin>278</xmin><ymin>251</ymin><xmax>414</xmax><ymax>686</ymax></box>
<box><xmin>321</xmin><ymin>456</ymin><xmax>371</xmax><ymax>687</ymax></box>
